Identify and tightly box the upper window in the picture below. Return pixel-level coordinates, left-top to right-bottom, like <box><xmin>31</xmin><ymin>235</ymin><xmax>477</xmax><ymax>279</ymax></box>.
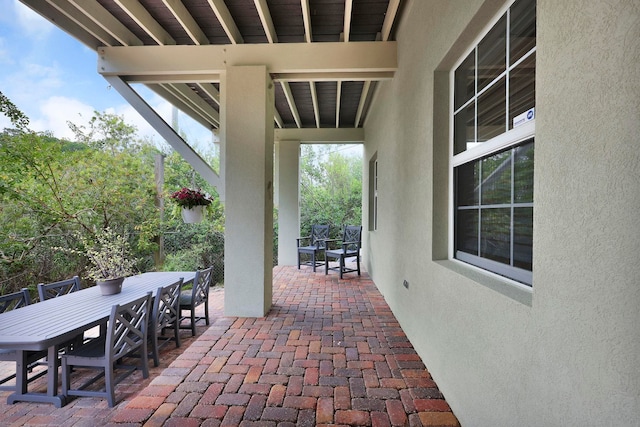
<box><xmin>452</xmin><ymin>0</ymin><xmax>536</xmax><ymax>286</ymax></box>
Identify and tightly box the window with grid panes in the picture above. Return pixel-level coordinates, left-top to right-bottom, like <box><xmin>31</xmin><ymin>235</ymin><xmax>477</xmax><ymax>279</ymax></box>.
<box><xmin>452</xmin><ymin>0</ymin><xmax>535</xmax><ymax>286</ymax></box>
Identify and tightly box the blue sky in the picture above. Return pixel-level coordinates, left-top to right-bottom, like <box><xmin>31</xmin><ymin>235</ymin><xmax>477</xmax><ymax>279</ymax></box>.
<box><xmin>0</xmin><ymin>0</ymin><xmax>212</xmax><ymax>148</ymax></box>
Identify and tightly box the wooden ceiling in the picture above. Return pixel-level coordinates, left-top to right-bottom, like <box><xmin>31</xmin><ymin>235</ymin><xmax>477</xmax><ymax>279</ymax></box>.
<box><xmin>20</xmin><ymin>0</ymin><xmax>401</xmax><ymax>135</ymax></box>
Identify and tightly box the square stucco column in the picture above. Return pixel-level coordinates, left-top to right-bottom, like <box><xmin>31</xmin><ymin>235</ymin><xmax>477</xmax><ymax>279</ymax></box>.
<box><xmin>275</xmin><ymin>140</ymin><xmax>300</xmax><ymax>266</ymax></box>
<box><xmin>221</xmin><ymin>65</ymin><xmax>274</xmax><ymax>317</ymax></box>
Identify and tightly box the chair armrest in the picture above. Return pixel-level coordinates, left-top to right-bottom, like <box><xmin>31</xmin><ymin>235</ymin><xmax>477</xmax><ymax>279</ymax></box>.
<box><xmin>297</xmin><ymin>236</ymin><xmax>311</xmax><ymax>246</ymax></box>
<box><xmin>341</xmin><ymin>241</ymin><xmax>361</xmax><ymax>251</ymax></box>
<box><xmin>323</xmin><ymin>239</ymin><xmax>340</xmax><ymax>250</ymax></box>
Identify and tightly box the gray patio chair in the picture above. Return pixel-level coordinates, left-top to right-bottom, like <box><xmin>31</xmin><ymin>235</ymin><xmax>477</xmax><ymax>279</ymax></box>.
<box><xmin>61</xmin><ymin>292</ymin><xmax>151</xmax><ymax>407</ymax></box>
<box><xmin>149</xmin><ymin>278</ymin><xmax>183</xmax><ymax>367</ymax></box>
<box><xmin>297</xmin><ymin>224</ymin><xmax>330</xmax><ymax>272</ymax></box>
<box><xmin>37</xmin><ymin>276</ymin><xmax>81</xmax><ymax>301</ymax></box>
<box><xmin>37</xmin><ymin>276</ymin><xmax>85</xmax><ymax>349</ymax></box>
<box><xmin>324</xmin><ymin>225</ymin><xmax>362</xmax><ymax>279</ymax></box>
<box><xmin>179</xmin><ymin>266</ymin><xmax>213</xmax><ymax>336</ymax></box>
<box><xmin>0</xmin><ymin>288</ymin><xmax>48</xmax><ymax>391</ymax></box>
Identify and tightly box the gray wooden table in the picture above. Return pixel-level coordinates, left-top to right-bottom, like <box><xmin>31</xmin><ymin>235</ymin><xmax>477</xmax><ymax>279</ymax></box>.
<box><xmin>0</xmin><ymin>271</ymin><xmax>195</xmax><ymax>407</ymax></box>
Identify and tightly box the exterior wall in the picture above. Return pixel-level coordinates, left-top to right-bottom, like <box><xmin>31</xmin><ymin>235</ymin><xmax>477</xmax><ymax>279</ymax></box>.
<box><xmin>362</xmin><ymin>0</ymin><xmax>640</xmax><ymax>425</ymax></box>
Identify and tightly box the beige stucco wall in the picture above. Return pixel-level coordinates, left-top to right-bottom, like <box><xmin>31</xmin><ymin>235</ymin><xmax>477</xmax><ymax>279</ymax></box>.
<box><xmin>362</xmin><ymin>0</ymin><xmax>640</xmax><ymax>425</ymax></box>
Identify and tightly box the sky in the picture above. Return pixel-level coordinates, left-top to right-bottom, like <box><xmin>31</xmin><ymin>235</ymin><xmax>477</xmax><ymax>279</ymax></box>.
<box><xmin>0</xmin><ymin>0</ymin><xmax>212</xmax><ymax>150</ymax></box>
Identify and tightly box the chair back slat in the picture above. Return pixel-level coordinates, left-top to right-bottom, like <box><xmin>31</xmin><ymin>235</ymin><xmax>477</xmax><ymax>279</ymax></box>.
<box><xmin>108</xmin><ymin>293</ymin><xmax>151</xmax><ymax>361</ymax></box>
<box><xmin>343</xmin><ymin>226</ymin><xmax>362</xmax><ymax>253</ymax></box>
<box><xmin>0</xmin><ymin>288</ymin><xmax>31</xmax><ymax>313</ymax></box>
<box><xmin>192</xmin><ymin>266</ymin><xmax>213</xmax><ymax>305</ymax></box>
<box><xmin>311</xmin><ymin>225</ymin><xmax>330</xmax><ymax>249</ymax></box>
<box><xmin>38</xmin><ymin>276</ymin><xmax>81</xmax><ymax>301</ymax></box>
<box><xmin>154</xmin><ymin>279</ymin><xmax>183</xmax><ymax>331</ymax></box>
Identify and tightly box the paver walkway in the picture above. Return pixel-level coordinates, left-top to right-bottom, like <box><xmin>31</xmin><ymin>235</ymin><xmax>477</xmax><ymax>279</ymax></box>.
<box><xmin>0</xmin><ymin>266</ymin><xmax>459</xmax><ymax>426</ymax></box>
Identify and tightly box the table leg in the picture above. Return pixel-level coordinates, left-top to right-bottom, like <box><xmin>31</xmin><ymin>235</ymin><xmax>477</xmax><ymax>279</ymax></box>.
<box><xmin>6</xmin><ymin>347</ymin><xmax>65</xmax><ymax>408</ymax></box>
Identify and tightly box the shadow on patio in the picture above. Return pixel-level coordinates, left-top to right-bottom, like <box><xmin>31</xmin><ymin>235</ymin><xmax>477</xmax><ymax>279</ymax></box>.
<box><xmin>0</xmin><ymin>266</ymin><xmax>459</xmax><ymax>426</ymax></box>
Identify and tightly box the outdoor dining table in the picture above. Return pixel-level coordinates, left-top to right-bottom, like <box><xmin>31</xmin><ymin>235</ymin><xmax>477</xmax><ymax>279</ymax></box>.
<box><xmin>0</xmin><ymin>271</ymin><xmax>195</xmax><ymax>407</ymax></box>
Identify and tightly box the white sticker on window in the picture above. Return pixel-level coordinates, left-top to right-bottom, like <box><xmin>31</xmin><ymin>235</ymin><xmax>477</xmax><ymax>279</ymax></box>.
<box><xmin>513</xmin><ymin>108</ymin><xmax>535</xmax><ymax>128</ymax></box>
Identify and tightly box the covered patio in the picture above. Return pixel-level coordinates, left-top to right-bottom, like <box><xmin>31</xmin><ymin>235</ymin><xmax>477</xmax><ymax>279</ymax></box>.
<box><xmin>0</xmin><ymin>266</ymin><xmax>459</xmax><ymax>426</ymax></box>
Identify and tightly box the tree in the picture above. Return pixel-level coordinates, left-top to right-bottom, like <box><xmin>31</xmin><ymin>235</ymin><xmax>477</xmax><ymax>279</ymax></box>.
<box><xmin>0</xmin><ymin>114</ymin><xmax>160</xmax><ymax>292</ymax></box>
<box><xmin>0</xmin><ymin>91</ymin><xmax>29</xmax><ymax>130</ymax></box>
<box><xmin>299</xmin><ymin>145</ymin><xmax>362</xmax><ymax>238</ymax></box>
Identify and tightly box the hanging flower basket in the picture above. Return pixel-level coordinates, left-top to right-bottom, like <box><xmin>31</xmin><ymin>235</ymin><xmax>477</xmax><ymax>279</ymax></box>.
<box><xmin>170</xmin><ymin>188</ymin><xmax>212</xmax><ymax>223</ymax></box>
<box><xmin>181</xmin><ymin>205</ymin><xmax>204</xmax><ymax>223</ymax></box>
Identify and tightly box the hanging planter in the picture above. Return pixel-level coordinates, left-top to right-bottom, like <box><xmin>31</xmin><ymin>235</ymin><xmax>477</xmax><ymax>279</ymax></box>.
<box><xmin>170</xmin><ymin>187</ymin><xmax>212</xmax><ymax>224</ymax></box>
<box><xmin>181</xmin><ymin>205</ymin><xmax>204</xmax><ymax>223</ymax></box>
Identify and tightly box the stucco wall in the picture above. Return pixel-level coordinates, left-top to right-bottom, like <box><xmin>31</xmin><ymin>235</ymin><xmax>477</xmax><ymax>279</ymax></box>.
<box><xmin>362</xmin><ymin>0</ymin><xmax>640</xmax><ymax>425</ymax></box>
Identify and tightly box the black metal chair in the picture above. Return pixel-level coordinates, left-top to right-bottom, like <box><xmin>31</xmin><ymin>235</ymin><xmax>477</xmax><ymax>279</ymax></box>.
<box><xmin>297</xmin><ymin>224</ymin><xmax>330</xmax><ymax>272</ymax></box>
<box><xmin>325</xmin><ymin>225</ymin><xmax>362</xmax><ymax>279</ymax></box>
<box><xmin>61</xmin><ymin>292</ymin><xmax>152</xmax><ymax>407</ymax></box>
<box><xmin>179</xmin><ymin>267</ymin><xmax>213</xmax><ymax>336</ymax></box>
<box><xmin>0</xmin><ymin>289</ymin><xmax>48</xmax><ymax>391</ymax></box>
<box><xmin>37</xmin><ymin>276</ymin><xmax>81</xmax><ymax>301</ymax></box>
<box><xmin>149</xmin><ymin>278</ymin><xmax>183</xmax><ymax>367</ymax></box>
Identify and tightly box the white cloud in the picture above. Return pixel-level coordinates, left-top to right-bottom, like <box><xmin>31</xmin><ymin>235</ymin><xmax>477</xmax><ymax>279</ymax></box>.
<box><xmin>30</xmin><ymin>96</ymin><xmax>94</xmax><ymax>139</ymax></box>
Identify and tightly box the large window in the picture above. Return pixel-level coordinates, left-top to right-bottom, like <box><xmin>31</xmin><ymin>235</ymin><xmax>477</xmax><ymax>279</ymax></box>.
<box><xmin>452</xmin><ymin>0</ymin><xmax>535</xmax><ymax>286</ymax></box>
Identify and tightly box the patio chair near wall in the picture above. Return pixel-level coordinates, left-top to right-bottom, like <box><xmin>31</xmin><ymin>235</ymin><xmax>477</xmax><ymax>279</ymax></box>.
<box><xmin>179</xmin><ymin>267</ymin><xmax>213</xmax><ymax>336</ymax></box>
<box><xmin>297</xmin><ymin>224</ymin><xmax>330</xmax><ymax>272</ymax></box>
<box><xmin>37</xmin><ymin>276</ymin><xmax>81</xmax><ymax>301</ymax></box>
<box><xmin>325</xmin><ymin>225</ymin><xmax>362</xmax><ymax>279</ymax></box>
<box><xmin>149</xmin><ymin>278</ymin><xmax>183</xmax><ymax>367</ymax></box>
<box><xmin>0</xmin><ymin>289</ymin><xmax>48</xmax><ymax>391</ymax></box>
<box><xmin>61</xmin><ymin>293</ymin><xmax>151</xmax><ymax>408</ymax></box>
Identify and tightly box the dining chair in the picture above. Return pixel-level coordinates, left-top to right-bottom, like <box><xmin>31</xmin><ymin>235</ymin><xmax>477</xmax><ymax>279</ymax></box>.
<box><xmin>61</xmin><ymin>292</ymin><xmax>152</xmax><ymax>408</ymax></box>
<box><xmin>37</xmin><ymin>276</ymin><xmax>81</xmax><ymax>301</ymax></box>
<box><xmin>0</xmin><ymin>288</ymin><xmax>48</xmax><ymax>391</ymax></box>
<box><xmin>179</xmin><ymin>266</ymin><xmax>213</xmax><ymax>336</ymax></box>
<box><xmin>324</xmin><ymin>225</ymin><xmax>362</xmax><ymax>279</ymax></box>
<box><xmin>149</xmin><ymin>278</ymin><xmax>183</xmax><ymax>367</ymax></box>
<box><xmin>37</xmin><ymin>276</ymin><xmax>85</xmax><ymax>348</ymax></box>
<box><xmin>297</xmin><ymin>224</ymin><xmax>330</xmax><ymax>272</ymax></box>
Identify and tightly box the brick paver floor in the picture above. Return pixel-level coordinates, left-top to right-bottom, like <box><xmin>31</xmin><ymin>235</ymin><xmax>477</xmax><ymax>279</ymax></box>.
<box><xmin>0</xmin><ymin>266</ymin><xmax>459</xmax><ymax>426</ymax></box>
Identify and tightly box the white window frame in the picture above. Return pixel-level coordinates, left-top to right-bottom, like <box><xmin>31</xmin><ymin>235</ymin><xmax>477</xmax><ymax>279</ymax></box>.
<box><xmin>448</xmin><ymin>0</ymin><xmax>536</xmax><ymax>287</ymax></box>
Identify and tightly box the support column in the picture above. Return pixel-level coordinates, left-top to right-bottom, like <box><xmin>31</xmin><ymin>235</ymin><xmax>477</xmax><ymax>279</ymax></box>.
<box><xmin>221</xmin><ymin>66</ymin><xmax>274</xmax><ymax>317</ymax></box>
<box><xmin>275</xmin><ymin>140</ymin><xmax>300</xmax><ymax>266</ymax></box>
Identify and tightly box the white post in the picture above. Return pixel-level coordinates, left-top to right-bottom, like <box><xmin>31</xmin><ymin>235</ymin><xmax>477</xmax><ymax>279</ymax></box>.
<box><xmin>221</xmin><ymin>65</ymin><xmax>274</xmax><ymax>317</ymax></box>
<box><xmin>275</xmin><ymin>140</ymin><xmax>300</xmax><ymax>265</ymax></box>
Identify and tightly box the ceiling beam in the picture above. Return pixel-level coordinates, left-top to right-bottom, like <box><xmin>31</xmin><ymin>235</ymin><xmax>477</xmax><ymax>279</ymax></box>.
<box><xmin>67</xmin><ymin>0</ymin><xmax>143</xmax><ymax>46</ymax></box>
<box><xmin>162</xmin><ymin>0</ymin><xmax>209</xmax><ymax>45</ymax></box>
<box><xmin>112</xmin><ymin>0</ymin><xmax>175</xmax><ymax>45</ymax></box>
<box><xmin>164</xmin><ymin>83</ymin><xmax>220</xmax><ymax>126</ymax></box>
<box><xmin>254</xmin><ymin>0</ymin><xmax>277</xmax><ymax>43</ymax></box>
<box><xmin>274</xmin><ymin>128</ymin><xmax>364</xmax><ymax>143</ymax></box>
<box><xmin>44</xmin><ymin>0</ymin><xmax>119</xmax><ymax>47</ymax></box>
<box><xmin>280</xmin><ymin>82</ymin><xmax>302</xmax><ymax>128</ymax></box>
<box><xmin>147</xmin><ymin>84</ymin><xmax>217</xmax><ymax>129</ymax></box>
<box><xmin>309</xmin><ymin>82</ymin><xmax>320</xmax><ymax>128</ymax></box>
<box><xmin>206</xmin><ymin>0</ymin><xmax>243</xmax><ymax>44</ymax></box>
<box><xmin>336</xmin><ymin>81</ymin><xmax>342</xmax><ymax>128</ymax></box>
<box><xmin>381</xmin><ymin>0</ymin><xmax>401</xmax><ymax>41</ymax></box>
<box><xmin>98</xmin><ymin>42</ymin><xmax>397</xmax><ymax>79</ymax></box>
<box><xmin>355</xmin><ymin>80</ymin><xmax>371</xmax><ymax>128</ymax></box>
<box><xmin>301</xmin><ymin>0</ymin><xmax>312</xmax><ymax>43</ymax></box>
<box><xmin>343</xmin><ymin>0</ymin><xmax>353</xmax><ymax>42</ymax></box>
<box><xmin>196</xmin><ymin>83</ymin><xmax>220</xmax><ymax>106</ymax></box>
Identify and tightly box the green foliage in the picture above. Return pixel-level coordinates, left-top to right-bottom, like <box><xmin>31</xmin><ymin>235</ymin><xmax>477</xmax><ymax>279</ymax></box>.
<box><xmin>0</xmin><ymin>113</ymin><xmax>161</xmax><ymax>293</ymax></box>
<box><xmin>53</xmin><ymin>227</ymin><xmax>137</xmax><ymax>281</ymax></box>
<box><xmin>0</xmin><ymin>91</ymin><xmax>29</xmax><ymax>130</ymax></box>
<box><xmin>299</xmin><ymin>145</ymin><xmax>362</xmax><ymax>239</ymax></box>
